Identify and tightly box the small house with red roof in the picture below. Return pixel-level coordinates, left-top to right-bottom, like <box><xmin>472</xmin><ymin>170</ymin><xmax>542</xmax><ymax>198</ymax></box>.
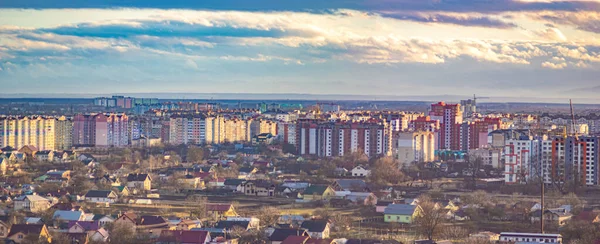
<box><xmin>157</xmin><ymin>230</ymin><xmax>211</xmax><ymax>244</ymax></box>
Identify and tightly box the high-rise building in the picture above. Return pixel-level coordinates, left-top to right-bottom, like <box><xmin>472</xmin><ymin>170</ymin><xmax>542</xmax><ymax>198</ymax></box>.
<box><xmin>0</xmin><ymin>116</ymin><xmax>72</xmax><ymax>151</ymax></box>
<box><xmin>55</xmin><ymin>116</ymin><xmax>73</xmax><ymax>150</ymax></box>
<box><xmin>542</xmin><ymin>136</ymin><xmax>599</xmax><ymax>186</ymax></box>
<box><xmin>296</xmin><ymin>119</ymin><xmax>392</xmax><ymax>157</ymax></box>
<box><xmin>250</xmin><ymin>120</ymin><xmax>277</xmax><ymax>137</ymax></box>
<box><xmin>504</xmin><ymin>139</ymin><xmax>542</xmax><ymax>184</ymax></box>
<box><xmin>396</xmin><ymin>131</ymin><xmax>435</xmax><ymax>168</ymax></box>
<box><xmin>409</xmin><ymin>116</ymin><xmax>440</xmax><ymax>133</ymax></box>
<box><xmin>278</xmin><ymin>122</ymin><xmax>297</xmax><ymax>145</ymax></box>
<box><xmin>460</xmin><ymin>118</ymin><xmax>502</xmax><ymax>150</ymax></box>
<box><xmin>460</xmin><ymin>98</ymin><xmax>476</xmax><ymax>118</ymax></box>
<box><xmin>73</xmin><ymin>113</ymin><xmax>128</xmax><ymax>147</ymax></box>
<box><xmin>429</xmin><ymin>102</ymin><xmax>463</xmax><ymax>150</ymax></box>
<box><xmin>223</xmin><ymin>119</ymin><xmax>251</xmax><ymax>143</ymax></box>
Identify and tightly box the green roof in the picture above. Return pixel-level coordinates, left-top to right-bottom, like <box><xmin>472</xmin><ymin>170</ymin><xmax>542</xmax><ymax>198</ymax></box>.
<box><xmin>112</xmin><ymin>186</ymin><xmax>125</xmax><ymax>192</ymax></box>
<box><xmin>303</xmin><ymin>185</ymin><xmax>330</xmax><ymax>195</ymax></box>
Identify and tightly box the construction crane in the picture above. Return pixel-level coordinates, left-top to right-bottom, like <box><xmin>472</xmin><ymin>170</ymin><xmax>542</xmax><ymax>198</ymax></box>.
<box><xmin>570</xmin><ymin>99</ymin><xmax>579</xmax><ymax>140</ymax></box>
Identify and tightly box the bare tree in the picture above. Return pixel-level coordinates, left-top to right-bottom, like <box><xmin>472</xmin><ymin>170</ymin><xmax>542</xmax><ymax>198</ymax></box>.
<box><xmin>415</xmin><ymin>199</ymin><xmax>446</xmax><ymax>240</ymax></box>
<box><xmin>186</xmin><ymin>195</ymin><xmax>208</xmax><ymax>219</ymax></box>
<box><xmin>256</xmin><ymin>206</ymin><xmax>280</xmax><ymax>228</ymax></box>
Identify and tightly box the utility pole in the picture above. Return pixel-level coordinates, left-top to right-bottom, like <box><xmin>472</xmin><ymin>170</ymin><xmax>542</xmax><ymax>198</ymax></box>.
<box><xmin>541</xmin><ymin>178</ymin><xmax>544</xmax><ymax>233</ymax></box>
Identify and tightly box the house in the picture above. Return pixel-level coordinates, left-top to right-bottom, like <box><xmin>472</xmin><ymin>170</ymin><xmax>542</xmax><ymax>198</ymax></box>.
<box><xmin>302</xmin><ymin>185</ymin><xmax>336</xmax><ymax>201</ymax></box>
<box><xmin>34</xmin><ymin>150</ymin><xmax>54</xmax><ymax>161</ymax></box>
<box><xmin>242</xmin><ymin>180</ymin><xmax>275</xmax><ymax>197</ymax></box>
<box><xmin>446</xmin><ymin>209</ymin><xmax>470</xmax><ymax>221</ymax></box>
<box><xmin>77</xmin><ymin>153</ymin><xmax>95</xmax><ymax>162</ymax></box>
<box><xmin>208</xmin><ymin>178</ymin><xmax>226</xmax><ymax>187</ymax></box>
<box><xmin>136</xmin><ymin>215</ymin><xmax>170</xmax><ymax>235</ymax></box>
<box><xmin>127</xmin><ymin>173</ymin><xmax>152</xmax><ymax>191</ymax></box>
<box><xmin>269</xmin><ymin>229</ymin><xmax>309</xmax><ymax>244</ymax></box>
<box><xmin>13</xmin><ymin>195</ymin><xmax>51</xmax><ymax>213</ymax></box>
<box><xmin>53</xmin><ymin>210</ymin><xmax>85</xmax><ymax>223</ymax></box>
<box><xmin>351</xmin><ymin>165</ymin><xmax>371</xmax><ymax>177</ymax></box>
<box><xmin>282</xmin><ymin>181</ymin><xmax>310</xmax><ymax>191</ymax></box>
<box><xmin>376</xmin><ymin>201</ymin><xmax>393</xmax><ymax>213</ymax></box>
<box><xmin>0</xmin><ymin>219</ymin><xmax>9</xmax><ymax>239</ymax></box>
<box><xmin>6</xmin><ymin>224</ymin><xmax>51</xmax><ymax>244</ymax></box>
<box><xmin>8</xmin><ymin>152</ymin><xmax>26</xmax><ymax>162</ymax></box>
<box><xmin>112</xmin><ymin>186</ymin><xmax>131</xmax><ymax>196</ymax></box>
<box><xmin>175</xmin><ymin>219</ymin><xmax>203</xmax><ymax>230</ymax></box>
<box><xmin>384</xmin><ymin>204</ymin><xmax>423</xmax><ymax>223</ymax></box>
<box><xmin>157</xmin><ymin>230</ymin><xmax>211</xmax><ymax>244</ymax></box>
<box><xmin>440</xmin><ymin>200</ymin><xmax>460</xmax><ymax>212</ymax></box>
<box><xmin>91</xmin><ymin>215</ymin><xmax>114</xmax><ymax>227</ymax></box>
<box><xmin>99</xmin><ymin>175</ymin><xmax>122</xmax><ymax>187</ymax></box>
<box><xmin>179</xmin><ymin>175</ymin><xmax>205</xmax><ymax>189</ymax></box>
<box><xmin>84</xmin><ymin>190</ymin><xmax>118</xmax><ymax>203</ymax></box>
<box><xmin>300</xmin><ymin>220</ymin><xmax>330</xmax><ymax>238</ymax></box>
<box><xmin>345</xmin><ymin>192</ymin><xmax>377</xmax><ymax>206</ymax></box>
<box><xmin>0</xmin><ymin>158</ymin><xmax>7</xmax><ymax>175</ymax></box>
<box><xmin>305</xmin><ymin>239</ymin><xmax>338</xmax><ymax>244</ymax></box>
<box><xmin>331</xmin><ymin>179</ymin><xmax>369</xmax><ymax>192</ymax></box>
<box><xmin>223</xmin><ymin>179</ymin><xmax>246</xmax><ymax>192</ymax></box>
<box><xmin>67</xmin><ymin>221</ymin><xmax>100</xmax><ymax>234</ymax></box>
<box><xmin>238</xmin><ymin>167</ymin><xmax>257</xmax><ymax>179</ymax></box>
<box><xmin>114</xmin><ymin>212</ymin><xmax>137</xmax><ymax>231</ymax></box>
<box><xmin>90</xmin><ymin>228</ymin><xmax>110</xmax><ymax>242</ymax></box>
<box><xmin>281</xmin><ymin>235</ymin><xmax>310</xmax><ymax>244</ymax></box>
<box><xmin>346</xmin><ymin>240</ymin><xmax>401</xmax><ymax>244</ymax></box>
<box><xmin>214</xmin><ymin>220</ymin><xmax>252</xmax><ymax>232</ymax></box>
<box><xmin>530</xmin><ymin>209</ymin><xmax>572</xmax><ymax>226</ymax></box>
<box><xmin>207</xmin><ymin>204</ymin><xmax>238</xmax><ymax>219</ymax></box>
<box><xmin>18</xmin><ymin>145</ymin><xmax>38</xmax><ymax>156</ymax></box>
<box><xmin>42</xmin><ymin>170</ymin><xmax>71</xmax><ymax>183</ymax></box>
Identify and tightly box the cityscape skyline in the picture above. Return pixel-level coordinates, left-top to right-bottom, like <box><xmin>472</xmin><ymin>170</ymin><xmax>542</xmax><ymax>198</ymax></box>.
<box><xmin>1</xmin><ymin>1</ymin><xmax>600</xmax><ymax>98</ymax></box>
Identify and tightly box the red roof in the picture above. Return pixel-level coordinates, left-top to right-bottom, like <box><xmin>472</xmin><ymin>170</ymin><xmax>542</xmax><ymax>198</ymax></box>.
<box><xmin>207</xmin><ymin>204</ymin><xmax>232</xmax><ymax>212</ymax></box>
<box><xmin>282</xmin><ymin>235</ymin><xmax>310</xmax><ymax>244</ymax></box>
<box><xmin>193</xmin><ymin>172</ymin><xmax>211</xmax><ymax>179</ymax></box>
<box><xmin>158</xmin><ymin>230</ymin><xmax>209</xmax><ymax>243</ymax></box>
<box><xmin>306</xmin><ymin>239</ymin><xmax>335</xmax><ymax>244</ymax></box>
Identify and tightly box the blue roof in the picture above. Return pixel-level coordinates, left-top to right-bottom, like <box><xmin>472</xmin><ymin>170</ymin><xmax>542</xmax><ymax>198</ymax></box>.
<box><xmin>53</xmin><ymin>210</ymin><xmax>83</xmax><ymax>221</ymax></box>
<box><xmin>384</xmin><ymin>204</ymin><xmax>418</xmax><ymax>215</ymax></box>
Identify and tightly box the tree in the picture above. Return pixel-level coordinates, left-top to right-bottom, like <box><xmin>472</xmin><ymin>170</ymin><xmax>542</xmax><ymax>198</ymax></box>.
<box><xmin>282</xmin><ymin>143</ymin><xmax>297</xmax><ymax>155</ymax></box>
<box><xmin>238</xmin><ymin>229</ymin><xmax>268</xmax><ymax>243</ymax></box>
<box><xmin>186</xmin><ymin>147</ymin><xmax>204</xmax><ymax>163</ymax></box>
<box><xmin>561</xmin><ymin>220</ymin><xmax>600</xmax><ymax>243</ymax></box>
<box><xmin>256</xmin><ymin>206</ymin><xmax>280</xmax><ymax>228</ymax></box>
<box><xmin>186</xmin><ymin>195</ymin><xmax>208</xmax><ymax>219</ymax></box>
<box><xmin>368</xmin><ymin>157</ymin><xmax>408</xmax><ymax>188</ymax></box>
<box><xmin>106</xmin><ymin>222</ymin><xmax>139</xmax><ymax>244</ymax></box>
<box><xmin>415</xmin><ymin>199</ymin><xmax>446</xmax><ymax>240</ymax></box>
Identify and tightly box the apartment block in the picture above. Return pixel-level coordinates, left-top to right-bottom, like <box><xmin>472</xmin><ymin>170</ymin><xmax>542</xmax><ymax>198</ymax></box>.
<box><xmin>504</xmin><ymin>139</ymin><xmax>542</xmax><ymax>184</ymax></box>
<box><xmin>73</xmin><ymin>113</ymin><xmax>128</xmax><ymax>147</ymax></box>
<box><xmin>429</xmin><ymin>102</ymin><xmax>463</xmax><ymax>150</ymax></box>
<box><xmin>542</xmin><ymin>136</ymin><xmax>599</xmax><ymax>186</ymax></box>
<box><xmin>296</xmin><ymin>119</ymin><xmax>392</xmax><ymax>157</ymax></box>
<box><xmin>396</xmin><ymin>131</ymin><xmax>435</xmax><ymax>168</ymax></box>
<box><xmin>0</xmin><ymin>116</ymin><xmax>72</xmax><ymax>151</ymax></box>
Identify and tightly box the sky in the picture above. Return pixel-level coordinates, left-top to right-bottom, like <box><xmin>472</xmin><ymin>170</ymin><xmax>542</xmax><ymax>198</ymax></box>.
<box><xmin>0</xmin><ymin>0</ymin><xmax>600</xmax><ymax>100</ymax></box>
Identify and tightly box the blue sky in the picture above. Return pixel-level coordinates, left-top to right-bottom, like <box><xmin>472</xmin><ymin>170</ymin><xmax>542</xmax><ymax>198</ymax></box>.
<box><xmin>1</xmin><ymin>0</ymin><xmax>600</xmax><ymax>100</ymax></box>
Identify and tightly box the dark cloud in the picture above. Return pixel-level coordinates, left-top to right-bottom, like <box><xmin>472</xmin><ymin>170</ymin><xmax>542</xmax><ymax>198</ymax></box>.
<box><xmin>1</xmin><ymin>0</ymin><xmax>599</xmax><ymax>12</ymax></box>
<box><xmin>38</xmin><ymin>21</ymin><xmax>319</xmax><ymax>39</ymax></box>
<box><xmin>380</xmin><ymin>12</ymin><xmax>518</xmax><ymax>29</ymax></box>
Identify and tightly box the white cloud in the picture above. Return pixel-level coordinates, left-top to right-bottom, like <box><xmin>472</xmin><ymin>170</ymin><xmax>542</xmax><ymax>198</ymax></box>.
<box><xmin>534</xmin><ymin>28</ymin><xmax>567</xmax><ymax>41</ymax></box>
<box><xmin>542</xmin><ymin>61</ymin><xmax>567</xmax><ymax>69</ymax></box>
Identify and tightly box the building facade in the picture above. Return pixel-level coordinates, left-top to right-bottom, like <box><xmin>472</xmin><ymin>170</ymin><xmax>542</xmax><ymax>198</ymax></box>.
<box><xmin>296</xmin><ymin>119</ymin><xmax>392</xmax><ymax>157</ymax></box>
<box><xmin>396</xmin><ymin>131</ymin><xmax>435</xmax><ymax>168</ymax></box>
<box><xmin>0</xmin><ymin>116</ymin><xmax>72</xmax><ymax>151</ymax></box>
<box><xmin>73</xmin><ymin>113</ymin><xmax>128</xmax><ymax>147</ymax></box>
